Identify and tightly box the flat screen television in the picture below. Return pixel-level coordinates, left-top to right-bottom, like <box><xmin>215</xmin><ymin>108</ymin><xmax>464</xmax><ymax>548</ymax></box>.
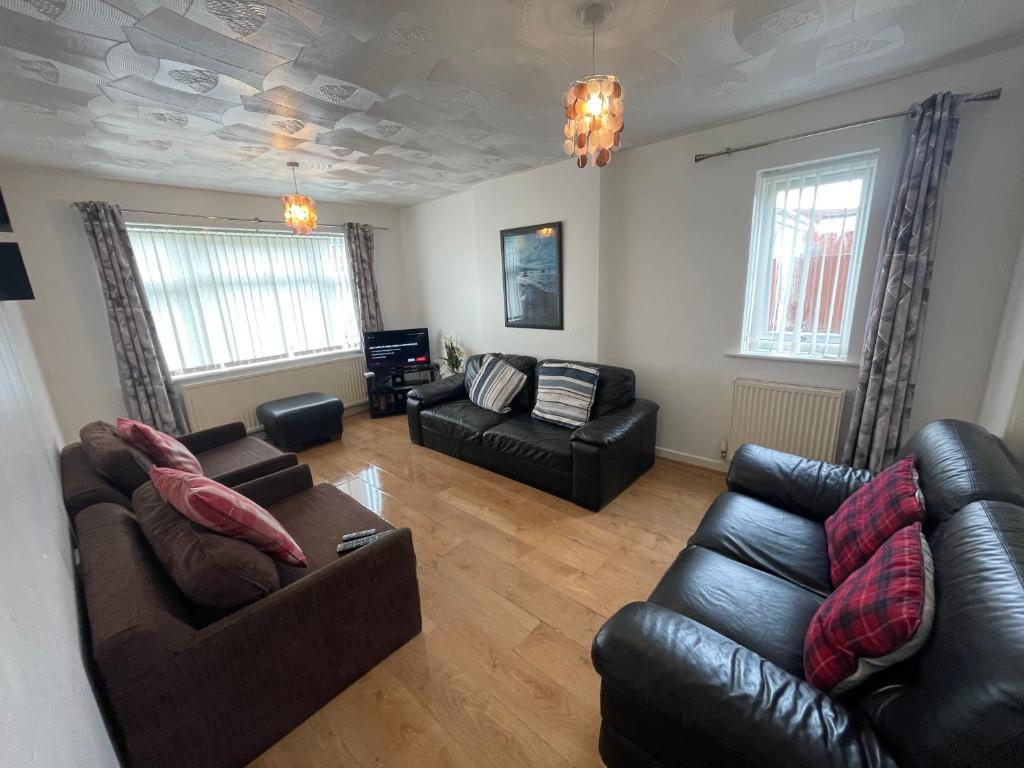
<box><xmin>363</xmin><ymin>327</ymin><xmax>430</xmax><ymax>370</ymax></box>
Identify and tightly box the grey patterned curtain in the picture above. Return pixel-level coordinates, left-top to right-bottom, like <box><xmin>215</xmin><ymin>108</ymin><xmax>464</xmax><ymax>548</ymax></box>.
<box><xmin>75</xmin><ymin>201</ymin><xmax>189</xmax><ymax>434</ymax></box>
<box><xmin>345</xmin><ymin>222</ymin><xmax>384</xmax><ymax>333</ymax></box>
<box><xmin>842</xmin><ymin>92</ymin><xmax>965</xmax><ymax>471</ymax></box>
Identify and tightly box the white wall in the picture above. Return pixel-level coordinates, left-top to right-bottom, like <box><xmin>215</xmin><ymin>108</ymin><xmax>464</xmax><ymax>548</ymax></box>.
<box><xmin>979</xmin><ymin>233</ymin><xmax>1024</xmax><ymax>456</ymax></box>
<box><xmin>0</xmin><ymin>302</ymin><xmax>118</xmax><ymax>767</ymax></box>
<box><xmin>400</xmin><ymin>190</ymin><xmax>480</xmax><ymax>359</ymax></box>
<box><xmin>402</xmin><ymin>161</ymin><xmax>601</xmax><ymax>362</ymax></box>
<box><xmin>401</xmin><ymin>44</ymin><xmax>1024</xmax><ymax>466</ymax></box>
<box><xmin>0</xmin><ymin>165</ymin><xmax>411</xmax><ymax>443</ymax></box>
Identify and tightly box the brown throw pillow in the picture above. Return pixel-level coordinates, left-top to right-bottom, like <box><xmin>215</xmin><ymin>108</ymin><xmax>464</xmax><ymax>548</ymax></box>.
<box><xmin>80</xmin><ymin>421</ymin><xmax>153</xmax><ymax>494</ymax></box>
<box><xmin>133</xmin><ymin>482</ymin><xmax>280</xmax><ymax>611</ymax></box>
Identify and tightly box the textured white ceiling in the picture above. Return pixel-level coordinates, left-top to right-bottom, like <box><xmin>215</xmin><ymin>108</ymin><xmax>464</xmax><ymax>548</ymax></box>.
<box><xmin>0</xmin><ymin>0</ymin><xmax>1021</xmax><ymax>206</ymax></box>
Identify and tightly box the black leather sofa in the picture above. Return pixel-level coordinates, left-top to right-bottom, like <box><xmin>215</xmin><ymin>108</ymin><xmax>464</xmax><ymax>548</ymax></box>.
<box><xmin>406</xmin><ymin>353</ymin><xmax>658</xmax><ymax>510</ymax></box>
<box><xmin>592</xmin><ymin>419</ymin><xmax>1024</xmax><ymax>768</ymax></box>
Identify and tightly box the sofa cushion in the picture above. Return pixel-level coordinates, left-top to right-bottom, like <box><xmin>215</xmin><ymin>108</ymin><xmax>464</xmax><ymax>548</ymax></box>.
<box><xmin>482</xmin><ymin>414</ymin><xmax>573</xmax><ymax>473</ymax></box>
<box><xmin>465</xmin><ymin>353</ymin><xmax>537</xmax><ymax>411</ymax></box>
<box><xmin>197</xmin><ymin>435</ymin><xmax>283</xmax><ymax>478</ymax></box>
<box><xmin>532</xmin><ymin>361</ymin><xmax>600</xmax><ymax>428</ymax></box>
<box><xmin>80</xmin><ymin>420</ymin><xmax>152</xmax><ymax>494</ymax></box>
<box><xmin>133</xmin><ymin>482</ymin><xmax>281</xmax><ymax>611</ymax></box>
<box><xmin>266</xmin><ymin>483</ymin><xmax>394</xmax><ymax>584</ymax></box>
<box><xmin>805</xmin><ymin>523</ymin><xmax>934</xmax><ymax>696</ymax></box>
<box><xmin>61</xmin><ymin>442</ymin><xmax>133</xmax><ymax>518</ymax></box>
<box><xmin>590</xmin><ymin>363</ymin><xmax>636</xmax><ymax>418</ymax></box>
<box><xmin>897</xmin><ymin>419</ymin><xmax>1024</xmax><ymax>530</ymax></box>
<box><xmin>150</xmin><ymin>467</ymin><xmax>307</xmax><ymax>567</ymax></box>
<box><xmin>689</xmin><ymin>492</ymin><xmax>831</xmax><ymax>596</ymax></box>
<box><xmin>826</xmin><ymin>456</ymin><xmax>925</xmax><ymax>586</ymax></box>
<box><xmin>420</xmin><ymin>399</ymin><xmax>514</xmax><ymax>443</ymax></box>
<box><xmin>468</xmin><ymin>354</ymin><xmax>529</xmax><ymax>414</ymax></box>
<box><xmin>532</xmin><ymin>360</ymin><xmax>635</xmax><ymax>419</ymax></box>
<box><xmin>117</xmin><ymin>418</ymin><xmax>202</xmax><ymax>473</ymax></box>
<box><xmin>649</xmin><ymin>546</ymin><xmax>823</xmax><ymax>677</ymax></box>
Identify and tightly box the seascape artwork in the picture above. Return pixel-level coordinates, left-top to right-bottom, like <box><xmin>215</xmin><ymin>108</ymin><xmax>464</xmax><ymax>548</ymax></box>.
<box><xmin>500</xmin><ymin>222</ymin><xmax>563</xmax><ymax>330</ymax></box>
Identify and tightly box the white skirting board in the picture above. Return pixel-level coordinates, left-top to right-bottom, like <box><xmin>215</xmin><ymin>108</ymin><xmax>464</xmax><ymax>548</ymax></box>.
<box><xmin>655</xmin><ymin>446</ymin><xmax>729</xmax><ymax>472</ymax></box>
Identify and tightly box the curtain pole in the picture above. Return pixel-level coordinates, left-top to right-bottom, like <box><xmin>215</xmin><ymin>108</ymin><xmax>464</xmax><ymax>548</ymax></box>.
<box><xmin>694</xmin><ymin>88</ymin><xmax>1001</xmax><ymax>163</ymax></box>
<box><xmin>68</xmin><ymin>206</ymin><xmax>389</xmax><ymax>231</ymax></box>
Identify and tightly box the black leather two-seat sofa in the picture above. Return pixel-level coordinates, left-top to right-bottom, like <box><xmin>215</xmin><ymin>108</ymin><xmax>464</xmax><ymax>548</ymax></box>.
<box><xmin>593</xmin><ymin>419</ymin><xmax>1024</xmax><ymax>768</ymax></box>
<box><xmin>407</xmin><ymin>353</ymin><xmax>658</xmax><ymax>510</ymax></box>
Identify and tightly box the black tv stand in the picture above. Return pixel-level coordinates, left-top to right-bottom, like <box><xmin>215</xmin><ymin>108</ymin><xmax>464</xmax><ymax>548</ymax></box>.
<box><xmin>365</xmin><ymin>363</ymin><xmax>439</xmax><ymax>419</ymax></box>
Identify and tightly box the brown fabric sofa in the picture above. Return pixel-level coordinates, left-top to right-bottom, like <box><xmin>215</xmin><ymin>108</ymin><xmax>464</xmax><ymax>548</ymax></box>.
<box><xmin>75</xmin><ymin>464</ymin><xmax>422</xmax><ymax>768</ymax></box>
<box><xmin>61</xmin><ymin>421</ymin><xmax>297</xmax><ymax>518</ymax></box>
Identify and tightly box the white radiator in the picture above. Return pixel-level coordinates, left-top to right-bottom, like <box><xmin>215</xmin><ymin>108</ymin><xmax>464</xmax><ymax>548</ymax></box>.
<box><xmin>179</xmin><ymin>355</ymin><xmax>368</xmax><ymax>432</ymax></box>
<box><xmin>728</xmin><ymin>378</ymin><xmax>845</xmax><ymax>462</ymax></box>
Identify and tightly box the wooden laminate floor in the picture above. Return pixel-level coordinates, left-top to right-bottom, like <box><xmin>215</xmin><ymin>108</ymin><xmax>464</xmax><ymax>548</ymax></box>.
<box><xmin>250</xmin><ymin>412</ymin><xmax>725</xmax><ymax>768</ymax></box>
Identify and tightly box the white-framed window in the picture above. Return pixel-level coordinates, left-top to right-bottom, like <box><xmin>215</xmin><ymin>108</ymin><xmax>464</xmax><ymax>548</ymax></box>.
<box><xmin>126</xmin><ymin>225</ymin><xmax>362</xmax><ymax>378</ymax></box>
<box><xmin>740</xmin><ymin>151</ymin><xmax>878</xmax><ymax>360</ymax></box>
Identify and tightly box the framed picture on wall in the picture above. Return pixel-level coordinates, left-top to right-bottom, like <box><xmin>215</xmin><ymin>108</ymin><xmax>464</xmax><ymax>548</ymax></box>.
<box><xmin>0</xmin><ymin>187</ymin><xmax>10</xmax><ymax>232</ymax></box>
<box><xmin>500</xmin><ymin>221</ymin><xmax>563</xmax><ymax>330</ymax></box>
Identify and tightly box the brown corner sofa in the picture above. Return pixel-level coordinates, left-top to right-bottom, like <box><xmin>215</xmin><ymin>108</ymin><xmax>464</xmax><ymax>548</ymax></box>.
<box><xmin>75</xmin><ymin>463</ymin><xmax>422</xmax><ymax>768</ymax></box>
<box><xmin>61</xmin><ymin>420</ymin><xmax>297</xmax><ymax>517</ymax></box>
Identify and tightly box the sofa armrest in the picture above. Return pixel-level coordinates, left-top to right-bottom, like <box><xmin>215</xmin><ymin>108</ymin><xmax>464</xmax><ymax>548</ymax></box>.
<box><xmin>210</xmin><ymin>452</ymin><xmax>299</xmax><ymax>488</ymax></box>
<box><xmin>407</xmin><ymin>374</ymin><xmax>467</xmax><ymax>446</ymax></box>
<box><xmin>408</xmin><ymin>373</ymin><xmax>466</xmax><ymax>406</ymax></box>
<box><xmin>571</xmin><ymin>400</ymin><xmax>658</xmax><ymax>510</ymax></box>
<box><xmin>232</xmin><ymin>463</ymin><xmax>314</xmax><ymax>508</ymax></box>
<box><xmin>105</xmin><ymin>528</ymin><xmax>422</xmax><ymax>768</ymax></box>
<box><xmin>593</xmin><ymin>602</ymin><xmax>896</xmax><ymax>768</ymax></box>
<box><xmin>178</xmin><ymin>421</ymin><xmax>248</xmax><ymax>454</ymax></box>
<box><xmin>572</xmin><ymin>398</ymin><xmax>659</xmax><ymax>447</ymax></box>
<box><xmin>727</xmin><ymin>444</ymin><xmax>874</xmax><ymax>522</ymax></box>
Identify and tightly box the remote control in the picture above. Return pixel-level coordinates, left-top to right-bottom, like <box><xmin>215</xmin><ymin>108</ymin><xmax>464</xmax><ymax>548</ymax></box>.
<box><xmin>336</xmin><ymin>531</ymin><xmax>387</xmax><ymax>554</ymax></box>
<box><xmin>342</xmin><ymin>528</ymin><xmax>377</xmax><ymax>542</ymax></box>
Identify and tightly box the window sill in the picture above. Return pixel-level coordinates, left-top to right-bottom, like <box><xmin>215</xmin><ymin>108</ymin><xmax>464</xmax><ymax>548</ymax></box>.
<box><xmin>725</xmin><ymin>351</ymin><xmax>860</xmax><ymax>368</ymax></box>
<box><xmin>173</xmin><ymin>349</ymin><xmax>364</xmax><ymax>387</ymax></box>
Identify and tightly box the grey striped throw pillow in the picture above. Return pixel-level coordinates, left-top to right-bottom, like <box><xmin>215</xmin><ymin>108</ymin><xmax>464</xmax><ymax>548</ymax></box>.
<box><xmin>532</xmin><ymin>362</ymin><xmax>600</xmax><ymax>428</ymax></box>
<box><xmin>468</xmin><ymin>355</ymin><xmax>528</xmax><ymax>414</ymax></box>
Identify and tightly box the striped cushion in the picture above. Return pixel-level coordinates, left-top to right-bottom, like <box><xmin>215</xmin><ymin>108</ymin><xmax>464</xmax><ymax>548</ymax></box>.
<box><xmin>532</xmin><ymin>362</ymin><xmax>600</xmax><ymax>428</ymax></box>
<box><xmin>467</xmin><ymin>355</ymin><xmax>528</xmax><ymax>414</ymax></box>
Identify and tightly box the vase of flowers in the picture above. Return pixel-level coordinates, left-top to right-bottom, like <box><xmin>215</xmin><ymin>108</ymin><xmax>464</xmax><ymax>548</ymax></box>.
<box><xmin>439</xmin><ymin>335</ymin><xmax>466</xmax><ymax>377</ymax></box>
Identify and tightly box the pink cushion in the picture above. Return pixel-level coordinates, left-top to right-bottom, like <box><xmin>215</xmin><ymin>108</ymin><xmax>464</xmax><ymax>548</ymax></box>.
<box><xmin>825</xmin><ymin>455</ymin><xmax>925</xmax><ymax>586</ymax></box>
<box><xmin>149</xmin><ymin>467</ymin><xmax>307</xmax><ymax>567</ymax></box>
<box><xmin>804</xmin><ymin>523</ymin><xmax>934</xmax><ymax>695</ymax></box>
<box><xmin>116</xmin><ymin>418</ymin><xmax>202</xmax><ymax>474</ymax></box>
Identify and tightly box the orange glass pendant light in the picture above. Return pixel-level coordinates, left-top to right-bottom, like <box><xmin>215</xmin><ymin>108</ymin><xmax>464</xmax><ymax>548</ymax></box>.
<box><xmin>282</xmin><ymin>161</ymin><xmax>318</xmax><ymax>235</ymax></box>
<box><xmin>563</xmin><ymin>3</ymin><xmax>623</xmax><ymax>169</ymax></box>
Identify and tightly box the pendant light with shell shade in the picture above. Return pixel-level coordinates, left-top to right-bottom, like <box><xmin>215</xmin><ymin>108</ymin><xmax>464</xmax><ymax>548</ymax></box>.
<box><xmin>563</xmin><ymin>3</ymin><xmax>623</xmax><ymax>168</ymax></box>
<box><xmin>282</xmin><ymin>161</ymin><xmax>318</xmax><ymax>235</ymax></box>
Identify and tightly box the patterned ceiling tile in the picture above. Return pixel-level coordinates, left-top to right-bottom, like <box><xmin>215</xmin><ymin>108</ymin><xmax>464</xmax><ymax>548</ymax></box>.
<box><xmin>0</xmin><ymin>0</ymin><xmax>1021</xmax><ymax>205</ymax></box>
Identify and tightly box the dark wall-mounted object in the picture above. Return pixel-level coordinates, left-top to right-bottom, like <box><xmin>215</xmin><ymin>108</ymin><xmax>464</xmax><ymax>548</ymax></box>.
<box><xmin>0</xmin><ymin>188</ymin><xmax>10</xmax><ymax>232</ymax></box>
<box><xmin>500</xmin><ymin>221</ymin><xmax>564</xmax><ymax>330</ymax></box>
<box><xmin>0</xmin><ymin>243</ymin><xmax>34</xmax><ymax>301</ymax></box>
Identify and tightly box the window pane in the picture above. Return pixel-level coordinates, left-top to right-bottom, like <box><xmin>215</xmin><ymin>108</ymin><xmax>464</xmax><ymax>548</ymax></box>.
<box><xmin>741</xmin><ymin>153</ymin><xmax>877</xmax><ymax>360</ymax></box>
<box><xmin>126</xmin><ymin>226</ymin><xmax>362</xmax><ymax>376</ymax></box>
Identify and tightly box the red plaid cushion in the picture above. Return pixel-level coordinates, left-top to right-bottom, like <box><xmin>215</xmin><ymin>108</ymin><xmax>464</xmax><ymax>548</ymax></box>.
<box><xmin>116</xmin><ymin>418</ymin><xmax>202</xmax><ymax>474</ymax></box>
<box><xmin>825</xmin><ymin>455</ymin><xmax>925</xmax><ymax>586</ymax></box>
<box><xmin>804</xmin><ymin>523</ymin><xmax>934</xmax><ymax>695</ymax></box>
<box><xmin>150</xmin><ymin>467</ymin><xmax>307</xmax><ymax>567</ymax></box>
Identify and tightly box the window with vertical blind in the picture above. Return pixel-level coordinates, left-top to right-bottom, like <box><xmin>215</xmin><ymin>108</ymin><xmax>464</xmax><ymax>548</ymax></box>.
<box><xmin>741</xmin><ymin>152</ymin><xmax>878</xmax><ymax>360</ymax></box>
<box><xmin>126</xmin><ymin>225</ymin><xmax>362</xmax><ymax>377</ymax></box>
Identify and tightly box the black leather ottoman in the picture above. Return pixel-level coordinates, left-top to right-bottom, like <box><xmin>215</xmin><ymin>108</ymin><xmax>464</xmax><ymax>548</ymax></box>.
<box><xmin>256</xmin><ymin>392</ymin><xmax>343</xmax><ymax>451</ymax></box>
